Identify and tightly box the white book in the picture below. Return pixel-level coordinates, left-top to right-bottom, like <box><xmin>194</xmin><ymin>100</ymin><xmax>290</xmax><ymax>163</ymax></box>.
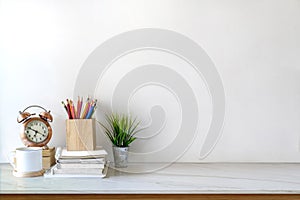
<box><xmin>44</xmin><ymin>163</ymin><xmax>109</xmax><ymax>178</ymax></box>
<box><xmin>57</xmin><ymin>163</ymin><xmax>105</xmax><ymax>169</ymax></box>
<box><xmin>57</xmin><ymin>158</ymin><xmax>105</xmax><ymax>164</ymax></box>
<box><xmin>54</xmin><ymin>167</ymin><xmax>104</xmax><ymax>174</ymax></box>
<box><xmin>56</xmin><ymin>147</ymin><xmax>107</xmax><ymax>159</ymax></box>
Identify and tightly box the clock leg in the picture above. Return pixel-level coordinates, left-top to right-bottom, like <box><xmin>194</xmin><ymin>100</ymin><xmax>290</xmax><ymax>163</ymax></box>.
<box><xmin>42</xmin><ymin>145</ymin><xmax>49</xmax><ymax>150</ymax></box>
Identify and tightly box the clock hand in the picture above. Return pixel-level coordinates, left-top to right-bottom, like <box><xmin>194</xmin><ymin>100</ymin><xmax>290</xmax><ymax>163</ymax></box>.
<box><xmin>35</xmin><ymin>132</ymin><xmax>46</xmax><ymax>136</ymax></box>
<box><xmin>27</xmin><ymin>127</ymin><xmax>38</xmax><ymax>137</ymax></box>
<box><xmin>27</xmin><ymin>127</ymin><xmax>45</xmax><ymax>137</ymax></box>
<box><xmin>27</xmin><ymin>127</ymin><xmax>38</xmax><ymax>133</ymax></box>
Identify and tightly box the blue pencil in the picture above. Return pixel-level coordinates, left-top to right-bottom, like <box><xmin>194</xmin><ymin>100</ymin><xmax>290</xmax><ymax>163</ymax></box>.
<box><xmin>85</xmin><ymin>105</ymin><xmax>94</xmax><ymax>119</ymax></box>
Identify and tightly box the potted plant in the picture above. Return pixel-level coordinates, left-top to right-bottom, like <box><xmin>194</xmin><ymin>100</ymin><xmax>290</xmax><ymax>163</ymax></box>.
<box><xmin>100</xmin><ymin>113</ymin><xmax>142</xmax><ymax>168</ymax></box>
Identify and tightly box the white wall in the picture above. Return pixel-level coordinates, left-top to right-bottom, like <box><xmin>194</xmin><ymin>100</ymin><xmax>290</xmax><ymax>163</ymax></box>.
<box><xmin>1</xmin><ymin>0</ymin><xmax>300</xmax><ymax>163</ymax></box>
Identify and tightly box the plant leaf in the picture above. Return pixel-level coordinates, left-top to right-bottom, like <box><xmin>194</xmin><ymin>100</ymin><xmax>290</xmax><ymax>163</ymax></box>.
<box><xmin>97</xmin><ymin>113</ymin><xmax>143</xmax><ymax>147</ymax></box>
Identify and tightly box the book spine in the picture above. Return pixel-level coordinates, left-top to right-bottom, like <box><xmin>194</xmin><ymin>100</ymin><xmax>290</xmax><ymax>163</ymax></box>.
<box><xmin>53</xmin><ymin>168</ymin><xmax>104</xmax><ymax>174</ymax></box>
<box><xmin>57</xmin><ymin>163</ymin><xmax>105</xmax><ymax>169</ymax></box>
<box><xmin>57</xmin><ymin>158</ymin><xmax>105</xmax><ymax>164</ymax></box>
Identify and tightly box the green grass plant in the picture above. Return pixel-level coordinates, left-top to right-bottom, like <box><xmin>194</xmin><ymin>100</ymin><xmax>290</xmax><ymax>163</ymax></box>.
<box><xmin>100</xmin><ymin>113</ymin><xmax>142</xmax><ymax>147</ymax></box>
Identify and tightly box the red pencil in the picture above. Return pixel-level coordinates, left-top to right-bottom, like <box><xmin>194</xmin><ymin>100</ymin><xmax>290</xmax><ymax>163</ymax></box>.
<box><xmin>66</xmin><ymin>99</ymin><xmax>72</xmax><ymax>119</ymax></box>
<box><xmin>62</xmin><ymin>101</ymin><xmax>71</xmax><ymax>119</ymax></box>
<box><xmin>76</xmin><ymin>96</ymin><xmax>81</xmax><ymax>119</ymax></box>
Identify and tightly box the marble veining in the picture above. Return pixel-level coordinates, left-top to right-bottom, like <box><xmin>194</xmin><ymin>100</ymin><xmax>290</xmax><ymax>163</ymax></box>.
<box><xmin>1</xmin><ymin>163</ymin><xmax>300</xmax><ymax>194</ymax></box>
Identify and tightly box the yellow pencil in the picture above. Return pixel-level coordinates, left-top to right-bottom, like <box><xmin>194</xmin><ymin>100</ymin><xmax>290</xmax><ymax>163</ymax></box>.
<box><xmin>81</xmin><ymin>98</ymin><xmax>90</xmax><ymax>119</ymax></box>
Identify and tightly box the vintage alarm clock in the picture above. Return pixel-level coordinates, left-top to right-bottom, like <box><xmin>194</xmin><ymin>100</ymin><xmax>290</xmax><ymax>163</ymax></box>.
<box><xmin>17</xmin><ymin>105</ymin><xmax>53</xmax><ymax>148</ymax></box>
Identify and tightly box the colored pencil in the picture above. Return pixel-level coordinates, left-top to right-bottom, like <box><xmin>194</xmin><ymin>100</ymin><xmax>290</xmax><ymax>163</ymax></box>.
<box><xmin>62</xmin><ymin>96</ymin><xmax>97</xmax><ymax>119</ymax></box>
<box><xmin>61</xmin><ymin>101</ymin><xmax>71</xmax><ymax>119</ymax></box>
<box><xmin>70</xmin><ymin>100</ymin><xmax>76</xmax><ymax>119</ymax></box>
<box><xmin>66</xmin><ymin>99</ymin><xmax>73</xmax><ymax>119</ymax></box>
<box><xmin>81</xmin><ymin>98</ymin><xmax>90</xmax><ymax>119</ymax></box>
<box><xmin>76</xmin><ymin>96</ymin><xmax>81</xmax><ymax>119</ymax></box>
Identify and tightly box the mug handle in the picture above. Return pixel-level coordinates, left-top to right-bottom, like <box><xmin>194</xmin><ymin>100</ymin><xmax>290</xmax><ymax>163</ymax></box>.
<box><xmin>7</xmin><ymin>151</ymin><xmax>16</xmax><ymax>170</ymax></box>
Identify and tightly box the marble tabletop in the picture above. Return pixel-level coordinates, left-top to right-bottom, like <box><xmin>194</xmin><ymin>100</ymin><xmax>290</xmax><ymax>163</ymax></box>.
<box><xmin>1</xmin><ymin>163</ymin><xmax>300</xmax><ymax>194</ymax></box>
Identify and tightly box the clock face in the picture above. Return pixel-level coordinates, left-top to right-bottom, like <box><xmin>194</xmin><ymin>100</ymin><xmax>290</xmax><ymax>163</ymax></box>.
<box><xmin>24</xmin><ymin>120</ymin><xmax>49</xmax><ymax>143</ymax></box>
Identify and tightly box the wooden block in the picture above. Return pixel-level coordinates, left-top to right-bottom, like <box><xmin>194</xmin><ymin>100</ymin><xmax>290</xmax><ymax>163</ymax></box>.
<box><xmin>42</xmin><ymin>147</ymin><xmax>55</xmax><ymax>157</ymax></box>
<box><xmin>42</xmin><ymin>147</ymin><xmax>56</xmax><ymax>170</ymax></box>
<box><xmin>42</xmin><ymin>155</ymin><xmax>55</xmax><ymax>170</ymax></box>
<box><xmin>66</xmin><ymin>119</ymin><xmax>96</xmax><ymax>151</ymax></box>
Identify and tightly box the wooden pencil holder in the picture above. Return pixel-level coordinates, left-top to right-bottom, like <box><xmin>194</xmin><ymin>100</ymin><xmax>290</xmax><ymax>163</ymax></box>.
<box><xmin>66</xmin><ymin>119</ymin><xmax>96</xmax><ymax>151</ymax></box>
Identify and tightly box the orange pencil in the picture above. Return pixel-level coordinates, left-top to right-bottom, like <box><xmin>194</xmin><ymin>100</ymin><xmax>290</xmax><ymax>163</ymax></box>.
<box><xmin>70</xmin><ymin>100</ymin><xmax>76</xmax><ymax>119</ymax></box>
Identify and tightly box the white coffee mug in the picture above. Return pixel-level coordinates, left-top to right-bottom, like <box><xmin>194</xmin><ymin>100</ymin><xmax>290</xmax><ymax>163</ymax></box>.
<box><xmin>8</xmin><ymin>147</ymin><xmax>43</xmax><ymax>173</ymax></box>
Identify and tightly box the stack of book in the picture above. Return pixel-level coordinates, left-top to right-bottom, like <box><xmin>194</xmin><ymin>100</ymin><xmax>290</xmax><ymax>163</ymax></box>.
<box><xmin>45</xmin><ymin>147</ymin><xmax>108</xmax><ymax>178</ymax></box>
